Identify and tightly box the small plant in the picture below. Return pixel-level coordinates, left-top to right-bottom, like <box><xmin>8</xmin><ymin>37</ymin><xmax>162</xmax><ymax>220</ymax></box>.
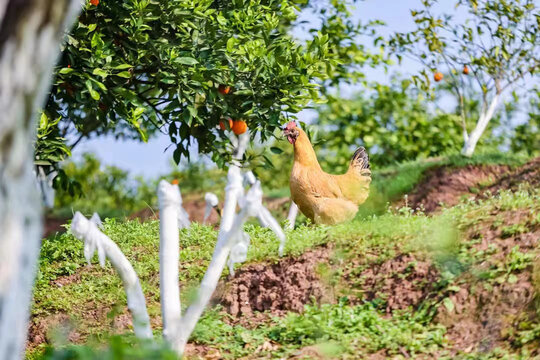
<box><xmin>501</xmin><ymin>224</ymin><xmax>530</xmax><ymax>238</ymax></box>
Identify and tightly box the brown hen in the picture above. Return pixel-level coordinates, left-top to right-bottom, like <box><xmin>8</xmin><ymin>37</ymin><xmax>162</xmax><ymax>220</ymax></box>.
<box><xmin>283</xmin><ymin>121</ymin><xmax>371</xmax><ymax>225</ymax></box>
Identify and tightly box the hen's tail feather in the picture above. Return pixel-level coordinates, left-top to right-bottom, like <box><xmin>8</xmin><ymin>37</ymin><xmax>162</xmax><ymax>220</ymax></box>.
<box><xmin>350</xmin><ymin>147</ymin><xmax>370</xmax><ymax>172</ymax></box>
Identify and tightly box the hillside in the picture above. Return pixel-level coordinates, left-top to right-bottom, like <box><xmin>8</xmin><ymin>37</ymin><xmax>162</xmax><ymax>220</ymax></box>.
<box><xmin>29</xmin><ymin>155</ymin><xmax>539</xmax><ymax>359</ymax></box>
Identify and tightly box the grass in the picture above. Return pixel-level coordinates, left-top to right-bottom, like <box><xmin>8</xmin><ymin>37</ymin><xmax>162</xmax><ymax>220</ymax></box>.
<box><xmin>30</xmin><ymin>153</ymin><xmax>538</xmax><ymax>359</ymax></box>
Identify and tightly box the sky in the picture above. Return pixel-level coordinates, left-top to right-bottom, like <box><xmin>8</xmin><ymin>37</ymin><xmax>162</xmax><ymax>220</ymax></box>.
<box><xmin>70</xmin><ymin>0</ymin><xmax>462</xmax><ymax>177</ymax></box>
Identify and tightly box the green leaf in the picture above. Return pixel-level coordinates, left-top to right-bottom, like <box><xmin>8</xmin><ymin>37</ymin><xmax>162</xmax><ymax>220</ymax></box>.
<box><xmin>173</xmin><ymin>147</ymin><xmax>181</xmax><ymax>164</ymax></box>
<box><xmin>442</xmin><ymin>298</ymin><xmax>454</xmax><ymax>313</ymax></box>
<box><xmin>59</xmin><ymin>67</ymin><xmax>74</xmax><ymax>74</ymax></box>
<box><xmin>113</xmin><ymin>64</ymin><xmax>133</xmax><ymax>70</ymax></box>
<box><xmin>133</xmin><ymin>107</ymin><xmax>145</xmax><ymax>118</ymax></box>
<box><xmin>34</xmin><ymin>160</ymin><xmax>52</xmax><ymax>166</ymax></box>
<box><xmin>91</xmin><ymin>32</ymin><xmax>103</xmax><ymax>49</ymax></box>
<box><xmin>92</xmin><ymin>68</ymin><xmax>108</xmax><ymax>78</ymax></box>
<box><xmin>227</xmin><ymin>37</ymin><xmax>236</xmax><ymax>53</ymax></box>
<box><xmin>116</xmin><ymin>71</ymin><xmax>132</xmax><ymax>78</ymax></box>
<box><xmin>216</xmin><ymin>14</ymin><xmax>227</xmax><ymax>26</ymax></box>
<box><xmin>85</xmin><ymin>80</ymin><xmax>100</xmax><ymax>100</ymax></box>
<box><xmin>175</xmin><ymin>57</ymin><xmax>199</xmax><ymax>65</ymax></box>
<box><xmin>270</xmin><ymin>147</ymin><xmax>284</xmax><ymax>154</ymax></box>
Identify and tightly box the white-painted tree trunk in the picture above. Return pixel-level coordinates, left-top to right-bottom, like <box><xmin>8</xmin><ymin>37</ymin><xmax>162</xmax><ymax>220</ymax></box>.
<box><xmin>70</xmin><ymin>212</ymin><xmax>152</xmax><ymax>339</ymax></box>
<box><xmin>257</xmin><ymin>207</ymin><xmax>286</xmax><ymax>256</ymax></box>
<box><xmin>172</xmin><ymin>133</ymin><xmax>249</xmax><ymax>354</ymax></box>
<box><xmin>242</xmin><ymin>171</ymin><xmax>287</xmax><ymax>256</ymax></box>
<box><xmin>0</xmin><ymin>1</ymin><xmax>81</xmax><ymax>358</ymax></box>
<box><xmin>157</xmin><ymin>181</ymin><xmax>185</xmax><ymax>349</ymax></box>
<box><xmin>286</xmin><ymin>202</ymin><xmax>299</xmax><ymax>230</ymax></box>
<box><xmin>461</xmin><ymin>94</ymin><xmax>501</xmax><ymax>157</ymax></box>
<box><xmin>176</xmin><ymin>179</ymin><xmax>264</xmax><ymax>354</ymax></box>
<box><xmin>203</xmin><ymin>192</ymin><xmax>219</xmax><ymax>224</ymax></box>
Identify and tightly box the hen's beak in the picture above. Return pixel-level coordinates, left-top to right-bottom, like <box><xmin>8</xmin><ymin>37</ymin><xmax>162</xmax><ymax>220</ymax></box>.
<box><xmin>282</xmin><ymin>128</ymin><xmax>293</xmax><ymax>144</ymax></box>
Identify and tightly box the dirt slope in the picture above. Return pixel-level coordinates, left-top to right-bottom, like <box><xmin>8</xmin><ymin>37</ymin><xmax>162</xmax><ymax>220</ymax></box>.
<box><xmin>406</xmin><ymin>157</ymin><xmax>539</xmax><ymax>213</ymax></box>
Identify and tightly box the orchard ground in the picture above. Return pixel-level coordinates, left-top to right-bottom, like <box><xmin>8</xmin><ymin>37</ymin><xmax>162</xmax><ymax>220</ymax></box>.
<box><xmin>28</xmin><ymin>153</ymin><xmax>539</xmax><ymax>359</ymax></box>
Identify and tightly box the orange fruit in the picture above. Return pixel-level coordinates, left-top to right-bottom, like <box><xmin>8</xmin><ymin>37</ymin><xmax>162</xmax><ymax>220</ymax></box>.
<box><xmin>463</xmin><ymin>65</ymin><xmax>470</xmax><ymax>75</ymax></box>
<box><xmin>171</xmin><ymin>179</ymin><xmax>179</xmax><ymax>185</ymax></box>
<box><xmin>90</xmin><ymin>0</ymin><xmax>99</xmax><ymax>6</ymax></box>
<box><xmin>219</xmin><ymin>119</ymin><xmax>233</xmax><ymax>131</ymax></box>
<box><xmin>434</xmin><ymin>72</ymin><xmax>443</xmax><ymax>82</ymax></box>
<box><xmin>218</xmin><ymin>84</ymin><xmax>232</xmax><ymax>95</ymax></box>
<box><xmin>232</xmin><ymin>120</ymin><xmax>247</xmax><ymax>135</ymax></box>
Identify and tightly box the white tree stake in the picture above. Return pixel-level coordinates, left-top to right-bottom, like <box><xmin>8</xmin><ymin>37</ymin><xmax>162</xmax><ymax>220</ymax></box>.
<box><xmin>286</xmin><ymin>202</ymin><xmax>299</xmax><ymax>230</ymax></box>
<box><xmin>70</xmin><ymin>212</ymin><xmax>152</xmax><ymax>339</ymax></box>
<box><xmin>203</xmin><ymin>192</ymin><xmax>219</xmax><ymax>224</ymax></box>
<box><xmin>242</xmin><ymin>171</ymin><xmax>287</xmax><ymax>256</ymax></box>
<box><xmin>257</xmin><ymin>207</ymin><xmax>286</xmax><ymax>257</ymax></box>
<box><xmin>171</xmin><ymin>133</ymin><xmax>249</xmax><ymax>354</ymax></box>
<box><xmin>228</xmin><ymin>232</ymin><xmax>250</xmax><ymax>276</ymax></box>
<box><xmin>157</xmin><ymin>181</ymin><xmax>186</xmax><ymax>348</ymax></box>
<box><xmin>176</xmin><ymin>179</ymin><xmax>264</xmax><ymax>354</ymax></box>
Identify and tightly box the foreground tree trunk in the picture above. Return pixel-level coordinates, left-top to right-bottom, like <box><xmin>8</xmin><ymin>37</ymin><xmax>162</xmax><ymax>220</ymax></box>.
<box><xmin>0</xmin><ymin>1</ymin><xmax>80</xmax><ymax>358</ymax></box>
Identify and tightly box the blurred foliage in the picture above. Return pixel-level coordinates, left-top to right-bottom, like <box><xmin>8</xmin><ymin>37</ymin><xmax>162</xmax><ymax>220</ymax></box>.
<box><xmin>314</xmin><ymin>79</ymin><xmax>495</xmax><ymax>171</ymax></box>
<box><xmin>52</xmin><ymin>154</ymin><xmax>230</xmax><ymax>219</ymax></box>
<box><xmin>510</xmin><ymin>88</ymin><xmax>540</xmax><ymax>156</ymax></box>
<box><xmin>53</xmin><ymin>154</ymin><xmax>148</xmax><ymax>218</ymax></box>
<box><xmin>36</xmin><ymin>337</ymin><xmax>176</xmax><ymax>360</ymax></box>
<box><xmin>388</xmin><ymin>0</ymin><xmax>540</xmax><ymax>154</ymax></box>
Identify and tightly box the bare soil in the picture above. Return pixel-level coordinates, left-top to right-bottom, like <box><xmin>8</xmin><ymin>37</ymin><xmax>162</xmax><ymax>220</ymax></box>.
<box><xmin>406</xmin><ymin>157</ymin><xmax>539</xmax><ymax>214</ymax></box>
<box><xmin>43</xmin><ymin>215</ymin><xmax>69</xmax><ymax>238</ymax></box>
<box><xmin>27</xmin><ymin>313</ymin><xmax>81</xmax><ymax>351</ymax></box>
<box><xmin>219</xmin><ymin>246</ymin><xmax>334</xmax><ymax>318</ymax></box>
<box><xmin>349</xmin><ymin>254</ymin><xmax>440</xmax><ymax>314</ymax></box>
<box><xmin>486</xmin><ymin>157</ymin><xmax>540</xmax><ymax>193</ymax></box>
<box><xmin>128</xmin><ymin>197</ymin><xmax>221</xmax><ymax>226</ymax></box>
<box><xmin>406</xmin><ymin>164</ymin><xmax>509</xmax><ymax>213</ymax></box>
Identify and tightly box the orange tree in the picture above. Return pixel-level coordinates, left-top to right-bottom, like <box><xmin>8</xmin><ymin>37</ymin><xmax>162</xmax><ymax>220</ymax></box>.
<box><xmin>38</xmin><ymin>0</ymin><xmax>385</xmax><ymax>187</ymax></box>
<box><xmin>388</xmin><ymin>0</ymin><xmax>539</xmax><ymax>156</ymax></box>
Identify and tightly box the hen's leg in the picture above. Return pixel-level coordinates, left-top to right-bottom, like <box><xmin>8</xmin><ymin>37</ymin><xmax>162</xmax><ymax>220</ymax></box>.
<box><xmin>313</xmin><ymin>198</ymin><xmax>358</xmax><ymax>225</ymax></box>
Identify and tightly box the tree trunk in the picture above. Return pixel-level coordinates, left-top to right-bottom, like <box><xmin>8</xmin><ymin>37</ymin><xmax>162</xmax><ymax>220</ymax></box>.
<box><xmin>0</xmin><ymin>1</ymin><xmax>80</xmax><ymax>358</ymax></box>
<box><xmin>286</xmin><ymin>202</ymin><xmax>298</xmax><ymax>230</ymax></box>
<box><xmin>461</xmin><ymin>93</ymin><xmax>500</xmax><ymax>157</ymax></box>
<box><xmin>174</xmin><ymin>134</ymin><xmax>250</xmax><ymax>355</ymax></box>
<box><xmin>70</xmin><ymin>212</ymin><xmax>153</xmax><ymax>340</ymax></box>
<box><xmin>157</xmin><ymin>181</ymin><xmax>183</xmax><ymax>349</ymax></box>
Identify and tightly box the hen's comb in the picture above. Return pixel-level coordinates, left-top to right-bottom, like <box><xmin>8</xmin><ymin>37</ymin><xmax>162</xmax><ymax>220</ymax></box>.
<box><xmin>284</xmin><ymin>121</ymin><xmax>297</xmax><ymax>130</ymax></box>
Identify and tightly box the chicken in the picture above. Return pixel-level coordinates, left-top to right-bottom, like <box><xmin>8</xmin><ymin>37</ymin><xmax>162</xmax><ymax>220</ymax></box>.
<box><xmin>283</xmin><ymin>121</ymin><xmax>371</xmax><ymax>225</ymax></box>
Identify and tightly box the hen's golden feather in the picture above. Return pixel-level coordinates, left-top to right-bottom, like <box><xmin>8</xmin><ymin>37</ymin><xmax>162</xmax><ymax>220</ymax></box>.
<box><xmin>289</xmin><ymin>128</ymin><xmax>371</xmax><ymax>224</ymax></box>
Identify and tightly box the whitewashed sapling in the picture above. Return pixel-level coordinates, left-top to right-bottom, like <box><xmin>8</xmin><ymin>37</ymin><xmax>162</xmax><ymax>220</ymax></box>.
<box><xmin>70</xmin><ymin>212</ymin><xmax>152</xmax><ymax>339</ymax></box>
